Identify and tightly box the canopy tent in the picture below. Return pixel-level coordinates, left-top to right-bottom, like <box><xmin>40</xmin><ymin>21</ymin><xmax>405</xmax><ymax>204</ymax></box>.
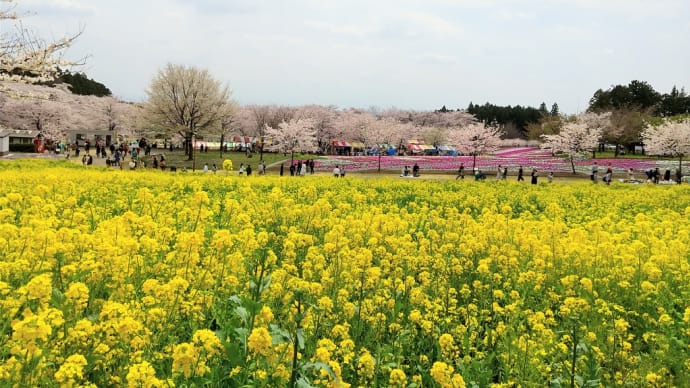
<box><xmin>232</xmin><ymin>136</ymin><xmax>253</xmax><ymax>144</ymax></box>
<box><xmin>408</xmin><ymin>143</ymin><xmax>424</xmax><ymax>153</ymax></box>
<box><xmin>437</xmin><ymin>145</ymin><xmax>458</xmax><ymax>155</ymax></box>
<box><xmin>332</xmin><ymin>140</ymin><xmax>351</xmax><ymax>147</ymax></box>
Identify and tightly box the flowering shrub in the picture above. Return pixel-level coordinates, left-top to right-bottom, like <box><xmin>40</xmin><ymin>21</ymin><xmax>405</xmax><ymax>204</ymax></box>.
<box><xmin>1</xmin><ymin>160</ymin><xmax>690</xmax><ymax>386</ymax></box>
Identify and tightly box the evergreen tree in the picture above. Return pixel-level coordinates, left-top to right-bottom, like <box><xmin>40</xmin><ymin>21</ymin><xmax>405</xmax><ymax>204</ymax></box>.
<box><xmin>550</xmin><ymin>103</ymin><xmax>560</xmax><ymax>116</ymax></box>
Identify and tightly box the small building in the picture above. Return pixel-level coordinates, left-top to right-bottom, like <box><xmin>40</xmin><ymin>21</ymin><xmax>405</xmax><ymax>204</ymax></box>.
<box><xmin>0</xmin><ymin>128</ymin><xmax>9</xmax><ymax>156</ymax></box>
<box><xmin>0</xmin><ymin>129</ymin><xmax>42</xmax><ymax>152</ymax></box>
<box><xmin>69</xmin><ymin>130</ymin><xmax>116</xmax><ymax>147</ymax></box>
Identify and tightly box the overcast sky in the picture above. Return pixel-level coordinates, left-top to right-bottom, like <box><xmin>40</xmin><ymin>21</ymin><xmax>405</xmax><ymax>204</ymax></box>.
<box><xmin>16</xmin><ymin>0</ymin><xmax>690</xmax><ymax>114</ymax></box>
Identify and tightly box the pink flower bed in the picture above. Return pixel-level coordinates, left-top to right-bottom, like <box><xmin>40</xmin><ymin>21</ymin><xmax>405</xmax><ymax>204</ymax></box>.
<box><xmin>316</xmin><ymin>147</ymin><xmax>669</xmax><ymax>174</ymax></box>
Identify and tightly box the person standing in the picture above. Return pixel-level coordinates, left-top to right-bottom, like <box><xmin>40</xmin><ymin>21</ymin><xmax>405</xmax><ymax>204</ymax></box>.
<box><xmin>531</xmin><ymin>168</ymin><xmax>538</xmax><ymax>185</ymax></box>
<box><xmin>502</xmin><ymin>166</ymin><xmax>508</xmax><ymax>180</ymax></box>
<box><xmin>246</xmin><ymin>164</ymin><xmax>252</xmax><ymax>176</ymax></box>
<box><xmin>496</xmin><ymin>165</ymin><xmax>502</xmax><ymax>180</ymax></box>
<box><xmin>591</xmin><ymin>161</ymin><xmax>599</xmax><ymax>183</ymax></box>
<box><xmin>280</xmin><ymin>163</ymin><xmax>284</xmax><ymax>176</ymax></box>
<box><xmin>654</xmin><ymin>167</ymin><xmax>660</xmax><ymax>184</ymax></box>
<box><xmin>517</xmin><ymin>165</ymin><xmax>524</xmax><ymax>181</ymax></box>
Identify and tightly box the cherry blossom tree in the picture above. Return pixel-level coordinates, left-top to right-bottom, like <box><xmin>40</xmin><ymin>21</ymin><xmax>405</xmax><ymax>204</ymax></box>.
<box><xmin>642</xmin><ymin>118</ymin><xmax>690</xmax><ymax>171</ymax></box>
<box><xmin>577</xmin><ymin>112</ymin><xmax>612</xmax><ymax>157</ymax></box>
<box><xmin>411</xmin><ymin>109</ymin><xmax>475</xmax><ymax>129</ymax></box>
<box><xmin>111</xmin><ymin>101</ymin><xmax>143</xmax><ymax>143</ymax></box>
<box><xmin>1</xmin><ymin>0</ymin><xmax>82</xmax><ymax>83</ymax></box>
<box><xmin>234</xmin><ymin>105</ymin><xmax>296</xmax><ymax>159</ymax></box>
<box><xmin>264</xmin><ymin>118</ymin><xmax>317</xmax><ymax>165</ymax></box>
<box><xmin>363</xmin><ymin>117</ymin><xmax>406</xmax><ymax>172</ymax></box>
<box><xmin>421</xmin><ymin>126</ymin><xmax>447</xmax><ymax>149</ymax></box>
<box><xmin>294</xmin><ymin>105</ymin><xmax>337</xmax><ymax>153</ymax></box>
<box><xmin>0</xmin><ymin>81</ymin><xmax>143</xmax><ymax>149</ymax></box>
<box><xmin>540</xmin><ymin>113</ymin><xmax>608</xmax><ymax>173</ymax></box>
<box><xmin>144</xmin><ymin>64</ymin><xmax>232</xmax><ymax>165</ymax></box>
<box><xmin>448</xmin><ymin>121</ymin><xmax>504</xmax><ymax>169</ymax></box>
<box><xmin>336</xmin><ymin>109</ymin><xmax>375</xmax><ymax>146</ymax></box>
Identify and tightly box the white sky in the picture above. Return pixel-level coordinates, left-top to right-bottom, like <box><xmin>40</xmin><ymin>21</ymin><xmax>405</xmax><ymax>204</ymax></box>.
<box><xmin>14</xmin><ymin>0</ymin><xmax>690</xmax><ymax>114</ymax></box>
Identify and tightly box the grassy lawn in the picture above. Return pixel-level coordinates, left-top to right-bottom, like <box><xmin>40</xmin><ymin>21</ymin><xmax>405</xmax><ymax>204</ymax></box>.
<box><xmin>593</xmin><ymin>151</ymin><xmax>653</xmax><ymax>159</ymax></box>
<box><xmin>137</xmin><ymin>149</ymin><xmax>319</xmax><ymax>172</ymax></box>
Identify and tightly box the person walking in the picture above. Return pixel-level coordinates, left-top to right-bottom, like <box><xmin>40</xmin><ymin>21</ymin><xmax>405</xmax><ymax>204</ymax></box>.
<box><xmin>456</xmin><ymin>163</ymin><xmax>465</xmax><ymax>180</ymax></box>
<box><xmin>517</xmin><ymin>165</ymin><xmax>524</xmax><ymax>181</ymax></box>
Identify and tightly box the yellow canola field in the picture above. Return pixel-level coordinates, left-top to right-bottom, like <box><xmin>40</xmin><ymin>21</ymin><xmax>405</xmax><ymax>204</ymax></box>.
<box><xmin>1</xmin><ymin>161</ymin><xmax>690</xmax><ymax>387</ymax></box>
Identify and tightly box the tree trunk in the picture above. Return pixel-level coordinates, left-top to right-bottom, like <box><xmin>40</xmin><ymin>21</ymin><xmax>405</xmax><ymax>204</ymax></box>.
<box><xmin>186</xmin><ymin>134</ymin><xmax>194</xmax><ymax>161</ymax></box>
<box><xmin>219</xmin><ymin>134</ymin><xmax>225</xmax><ymax>158</ymax></box>
<box><xmin>472</xmin><ymin>153</ymin><xmax>477</xmax><ymax>169</ymax></box>
<box><xmin>570</xmin><ymin>155</ymin><xmax>576</xmax><ymax>174</ymax></box>
<box><xmin>680</xmin><ymin>156</ymin><xmax>684</xmax><ymax>173</ymax></box>
<box><xmin>259</xmin><ymin>137</ymin><xmax>264</xmax><ymax>161</ymax></box>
